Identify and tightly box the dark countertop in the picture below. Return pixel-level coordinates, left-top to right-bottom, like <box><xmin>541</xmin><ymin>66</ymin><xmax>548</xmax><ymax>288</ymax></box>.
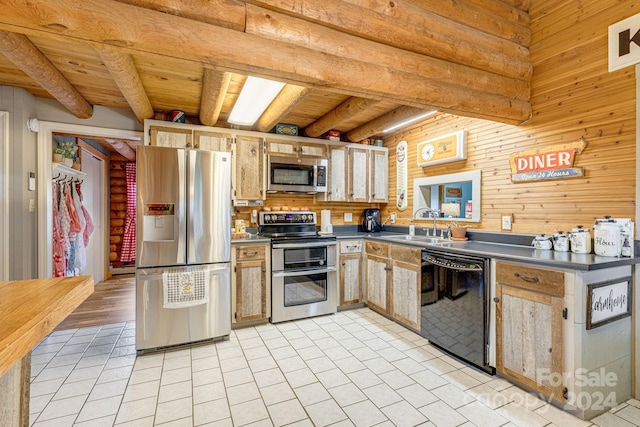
<box><xmin>332</xmin><ymin>230</ymin><xmax>639</xmax><ymax>271</ymax></box>
<box><xmin>236</xmin><ymin>226</ymin><xmax>639</xmax><ymax>271</ymax></box>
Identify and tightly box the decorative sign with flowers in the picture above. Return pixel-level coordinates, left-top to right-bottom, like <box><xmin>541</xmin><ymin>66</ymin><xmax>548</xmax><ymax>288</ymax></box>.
<box><xmin>509</xmin><ymin>138</ymin><xmax>587</xmax><ymax>182</ymax></box>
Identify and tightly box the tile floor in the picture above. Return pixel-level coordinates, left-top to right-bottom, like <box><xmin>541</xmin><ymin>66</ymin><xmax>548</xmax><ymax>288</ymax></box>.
<box><xmin>29</xmin><ymin>308</ymin><xmax>640</xmax><ymax>427</ymax></box>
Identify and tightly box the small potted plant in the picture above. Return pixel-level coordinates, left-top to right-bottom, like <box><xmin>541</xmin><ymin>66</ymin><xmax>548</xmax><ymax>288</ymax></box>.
<box><xmin>54</xmin><ymin>141</ymin><xmax>78</xmax><ymax>167</ymax></box>
<box><xmin>448</xmin><ymin>219</ymin><xmax>468</xmax><ymax>240</ymax></box>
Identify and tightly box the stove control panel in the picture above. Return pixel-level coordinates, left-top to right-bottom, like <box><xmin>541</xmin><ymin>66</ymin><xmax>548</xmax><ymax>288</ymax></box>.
<box><xmin>259</xmin><ymin>211</ymin><xmax>316</xmax><ymax>225</ymax></box>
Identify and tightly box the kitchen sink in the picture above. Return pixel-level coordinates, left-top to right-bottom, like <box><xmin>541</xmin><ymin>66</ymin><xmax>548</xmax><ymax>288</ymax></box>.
<box><xmin>386</xmin><ymin>235</ymin><xmax>450</xmax><ymax>244</ymax></box>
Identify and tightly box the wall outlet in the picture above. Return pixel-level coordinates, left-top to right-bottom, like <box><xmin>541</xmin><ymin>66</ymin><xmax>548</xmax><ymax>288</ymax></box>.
<box><xmin>344</xmin><ymin>212</ymin><xmax>352</xmax><ymax>222</ymax></box>
<box><xmin>501</xmin><ymin>214</ymin><xmax>513</xmax><ymax>231</ymax></box>
<box><xmin>390</xmin><ymin>213</ymin><xmax>396</xmax><ymax>224</ymax></box>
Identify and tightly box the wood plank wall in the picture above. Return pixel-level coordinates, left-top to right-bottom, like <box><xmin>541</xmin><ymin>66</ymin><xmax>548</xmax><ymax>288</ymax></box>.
<box><xmin>381</xmin><ymin>1</ymin><xmax>637</xmax><ymax>235</ymax></box>
<box><xmin>234</xmin><ymin>191</ymin><xmax>380</xmax><ymax>229</ymax></box>
<box><xmin>109</xmin><ymin>154</ymin><xmax>133</xmax><ymax>266</ymax></box>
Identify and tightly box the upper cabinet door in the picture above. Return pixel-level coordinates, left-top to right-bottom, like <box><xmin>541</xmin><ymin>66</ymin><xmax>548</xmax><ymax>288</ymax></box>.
<box><xmin>233</xmin><ymin>136</ymin><xmax>265</xmax><ymax>202</ymax></box>
<box><xmin>328</xmin><ymin>146</ymin><xmax>347</xmax><ymax>202</ymax></box>
<box><xmin>194</xmin><ymin>130</ymin><xmax>232</xmax><ymax>152</ymax></box>
<box><xmin>266</xmin><ymin>139</ymin><xmax>298</xmax><ymax>157</ymax></box>
<box><xmin>266</xmin><ymin>139</ymin><xmax>327</xmax><ymax>158</ymax></box>
<box><xmin>349</xmin><ymin>148</ymin><xmax>369</xmax><ymax>202</ymax></box>
<box><xmin>370</xmin><ymin>149</ymin><xmax>388</xmax><ymax>203</ymax></box>
<box><xmin>149</xmin><ymin>125</ymin><xmax>193</xmax><ymax>148</ymax></box>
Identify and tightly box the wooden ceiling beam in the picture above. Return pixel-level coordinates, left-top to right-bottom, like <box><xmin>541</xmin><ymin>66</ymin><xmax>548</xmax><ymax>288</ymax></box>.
<box><xmin>96</xmin><ymin>138</ymin><xmax>136</xmax><ymax>160</ymax></box>
<box><xmin>244</xmin><ymin>5</ymin><xmax>529</xmax><ymax>101</ymax></box>
<box><xmin>114</xmin><ymin>0</ymin><xmax>246</xmax><ymax>31</ymax></box>
<box><xmin>97</xmin><ymin>48</ymin><xmax>154</xmax><ymax>123</ymax></box>
<box><xmin>345</xmin><ymin>0</ymin><xmax>531</xmax><ymax>47</ymax></box>
<box><xmin>345</xmin><ymin>106</ymin><xmax>432</xmax><ymax>142</ymax></box>
<box><xmin>0</xmin><ymin>30</ymin><xmax>93</xmax><ymax>119</ymax></box>
<box><xmin>199</xmin><ymin>68</ymin><xmax>231</xmax><ymax>126</ymax></box>
<box><xmin>254</xmin><ymin>85</ymin><xmax>311</xmax><ymax>132</ymax></box>
<box><xmin>248</xmin><ymin>0</ymin><xmax>531</xmax><ymax>80</ymax></box>
<box><xmin>0</xmin><ymin>0</ymin><xmax>531</xmax><ymax>124</ymax></box>
<box><xmin>304</xmin><ymin>97</ymin><xmax>380</xmax><ymax>138</ymax></box>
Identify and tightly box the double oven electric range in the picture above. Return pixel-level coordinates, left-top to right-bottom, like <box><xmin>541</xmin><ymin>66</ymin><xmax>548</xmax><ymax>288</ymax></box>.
<box><xmin>259</xmin><ymin>211</ymin><xmax>337</xmax><ymax>323</ymax></box>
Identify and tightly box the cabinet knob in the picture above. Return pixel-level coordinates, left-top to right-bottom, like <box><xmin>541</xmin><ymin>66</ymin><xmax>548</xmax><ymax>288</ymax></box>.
<box><xmin>341</xmin><ymin>262</ymin><xmax>345</xmax><ymax>266</ymax></box>
<box><xmin>493</xmin><ymin>297</ymin><xmax>500</xmax><ymax>303</ymax></box>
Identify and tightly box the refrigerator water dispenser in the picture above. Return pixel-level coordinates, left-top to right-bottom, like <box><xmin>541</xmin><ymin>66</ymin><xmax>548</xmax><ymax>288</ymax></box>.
<box><xmin>143</xmin><ymin>203</ymin><xmax>175</xmax><ymax>241</ymax></box>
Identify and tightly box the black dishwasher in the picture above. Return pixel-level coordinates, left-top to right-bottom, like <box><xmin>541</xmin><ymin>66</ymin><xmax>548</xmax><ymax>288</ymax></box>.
<box><xmin>421</xmin><ymin>249</ymin><xmax>495</xmax><ymax>374</ymax></box>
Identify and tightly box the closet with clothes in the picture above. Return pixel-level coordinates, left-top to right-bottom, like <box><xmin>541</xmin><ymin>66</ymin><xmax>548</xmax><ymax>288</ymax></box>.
<box><xmin>52</xmin><ymin>164</ymin><xmax>94</xmax><ymax>277</ymax></box>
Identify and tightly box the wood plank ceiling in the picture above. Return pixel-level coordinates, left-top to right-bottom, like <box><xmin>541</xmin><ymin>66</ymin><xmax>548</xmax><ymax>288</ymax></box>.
<box><xmin>0</xmin><ymin>0</ymin><xmax>532</xmax><ymax>154</ymax></box>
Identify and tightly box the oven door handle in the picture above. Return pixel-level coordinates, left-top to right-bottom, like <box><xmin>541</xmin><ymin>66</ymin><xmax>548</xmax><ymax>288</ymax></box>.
<box><xmin>273</xmin><ymin>266</ymin><xmax>337</xmax><ymax>278</ymax></box>
<box><xmin>272</xmin><ymin>241</ymin><xmax>337</xmax><ymax>249</ymax></box>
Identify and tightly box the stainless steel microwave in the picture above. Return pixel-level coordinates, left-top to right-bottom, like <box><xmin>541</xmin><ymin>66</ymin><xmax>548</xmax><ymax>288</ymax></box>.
<box><xmin>267</xmin><ymin>155</ymin><xmax>328</xmax><ymax>193</ymax></box>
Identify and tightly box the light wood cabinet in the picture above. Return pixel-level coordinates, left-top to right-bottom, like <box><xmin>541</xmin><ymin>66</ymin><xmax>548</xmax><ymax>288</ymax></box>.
<box><xmin>370</xmin><ymin>149</ymin><xmax>388</xmax><ymax>203</ymax></box>
<box><xmin>390</xmin><ymin>245</ymin><xmax>421</xmax><ymax>330</ymax></box>
<box><xmin>364</xmin><ymin>241</ymin><xmax>421</xmax><ymax>330</ymax></box>
<box><xmin>149</xmin><ymin>125</ymin><xmax>193</xmax><ymax>148</ymax></box>
<box><xmin>193</xmin><ymin>130</ymin><xmax>232</xmax><ymax>152</ymax></box>
<box><xmin>495</xmin><ymin>261</ymin><xmax>565</xmax><ymax>402</ymax></box>
<box><xmin>232</xmin><ymin>136</ymin><xmax>265</xmax><ymax>203</ymax></box>
<box><xmin>232</xmin><ymin>244</ymin><xmax>269</xmax><ymax>324</ymax></box>
<box><xmin>149</xmin><ymin>125</ymin><xmax>232</xmax><ymax>152</ymax></box>
<box><xmin>349</xmin><ymin>147</ymin><xmax>370</xmax><ymax>202</ymax></box>
<box><xmin>326</xmin><ymin>146</ymin><xmax>348</xmax><ymax>202</ymax></box>
<box><xmin>266</xmin><ymin>138</ymin><xmax>326</xmax><ymax>158</ymax></box>
<box><xmin>338</xmin><ymin>239</ymin><xmax>363</xmax><ymax>306</ymax></box>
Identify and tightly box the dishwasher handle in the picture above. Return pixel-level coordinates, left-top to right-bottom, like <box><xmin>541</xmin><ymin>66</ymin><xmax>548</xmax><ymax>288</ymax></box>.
<box><xmin>422</xmin><ymin>255</ymin><xmax>483</xmax><ymax>272</ymax></box>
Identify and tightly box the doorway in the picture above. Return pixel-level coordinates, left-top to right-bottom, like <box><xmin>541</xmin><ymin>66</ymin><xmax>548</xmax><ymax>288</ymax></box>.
<box><xmin>37</xmin><ymin>121</ymin><xmax>142</xmax><ymax>279</ymax></box>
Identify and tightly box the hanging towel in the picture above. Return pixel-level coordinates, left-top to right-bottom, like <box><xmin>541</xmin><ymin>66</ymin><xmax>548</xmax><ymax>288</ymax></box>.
<box><xmin>162</xmin><ymin>269</ymin><xmax>209</xmax><ymax>309</ymax></box>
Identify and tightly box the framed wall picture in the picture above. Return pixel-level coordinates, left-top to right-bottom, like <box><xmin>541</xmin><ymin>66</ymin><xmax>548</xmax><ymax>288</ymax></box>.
<box><xmin>586</xmin><ymin>278</ymin><xmax>632</xmax><ymax>330</ymax></box>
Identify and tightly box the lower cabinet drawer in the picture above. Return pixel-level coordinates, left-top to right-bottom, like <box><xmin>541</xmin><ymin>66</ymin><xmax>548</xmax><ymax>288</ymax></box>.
<box><xmin>496</xmin><ymin>261</ymin><xmax>564</xmax><ymax>296</ymax></box>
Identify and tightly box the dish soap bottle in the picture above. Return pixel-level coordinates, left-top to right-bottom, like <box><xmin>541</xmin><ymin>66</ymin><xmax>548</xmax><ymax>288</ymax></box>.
<box><xmin>409</xmin><ymin>220</ymin><xmax>415</xmax><ymax>236</ymax></box>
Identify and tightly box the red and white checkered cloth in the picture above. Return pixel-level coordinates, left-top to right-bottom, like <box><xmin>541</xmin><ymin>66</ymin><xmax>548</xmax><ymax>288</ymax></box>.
<box><xmin>120</xmin><ymin>162</ymin><xmax>137</xmax><ymax>263</ymax></box>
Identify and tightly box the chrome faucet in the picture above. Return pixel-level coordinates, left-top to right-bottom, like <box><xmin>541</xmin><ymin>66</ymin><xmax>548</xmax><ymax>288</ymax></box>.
<box><xmin>413</xmin><ymin>207</ymin><xmax>440</xmax><ymax>237</ymax></box>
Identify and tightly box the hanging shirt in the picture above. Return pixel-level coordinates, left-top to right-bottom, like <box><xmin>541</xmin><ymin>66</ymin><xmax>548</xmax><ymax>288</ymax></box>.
<box><xmin>58</xmin><ymin>184</ymin><xmax>71</xmax><ymax>254</ymax></box>
<box><xmin>72</xmin><ymin>183</ymin><xmax>87</xmax><ymax>273</ymax></box>
<box><xmin>66</xmin><ymin>182</ymin><xmax>82</xmax><ymax>234</ymax></box>
<box><xmin>82</xmin><ymin>205</ymin><xmax>94</xmax><ymax>247</ymax></box>
<box><xmin>52</xmin><ymin>183</ymin><xmax>66</xmax><ymax>277</ymax></box>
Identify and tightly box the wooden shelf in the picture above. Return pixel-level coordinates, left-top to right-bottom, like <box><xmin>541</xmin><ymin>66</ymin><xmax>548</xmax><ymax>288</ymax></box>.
<box><xmin>53</xmin><ymin>162</ymin><xmax>86</xmax><ymax>180</ymax></box>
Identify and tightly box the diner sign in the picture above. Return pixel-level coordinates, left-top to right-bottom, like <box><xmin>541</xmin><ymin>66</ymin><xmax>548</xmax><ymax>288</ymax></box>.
<box><xmin>509</xmin><ymin>139</ymin><xmax>587</xmax><ymax>182</ymax></box>
<box><xmin>586</xmin><ymin>278</ymin><xmax>632</xmax><ymax>330</ymax></box>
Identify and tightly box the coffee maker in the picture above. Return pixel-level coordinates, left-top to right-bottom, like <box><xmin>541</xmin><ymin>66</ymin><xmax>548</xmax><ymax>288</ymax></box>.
<box><xmin>361</xmin><ymin>208</ymin><xmax>382</xmax><ymax>232</ymax></box>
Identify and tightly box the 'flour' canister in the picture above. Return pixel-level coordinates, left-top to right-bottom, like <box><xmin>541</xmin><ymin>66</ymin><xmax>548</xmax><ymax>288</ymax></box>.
<box><xmin>593</xmin><ymin>216</ymin><xmax>621</xmax><ymax>257</ymax></box>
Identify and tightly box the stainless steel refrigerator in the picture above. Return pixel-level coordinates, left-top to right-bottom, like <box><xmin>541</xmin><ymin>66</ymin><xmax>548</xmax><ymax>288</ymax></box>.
<box><xmin>135</xmin><ymin>145</ymin><xmax>231</xmax><ymax>352</ymax></box>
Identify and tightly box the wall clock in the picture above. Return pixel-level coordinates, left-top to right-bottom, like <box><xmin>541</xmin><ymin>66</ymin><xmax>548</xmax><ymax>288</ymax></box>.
<box><xmin>421</xmin><ymin>143</ymin><xmax>435</xmax><ymax>161</ymax></box>
<box><xmin>417</xmin><ymin>130</ymin><xmax>467</xmax><ymax>167</ymax></box>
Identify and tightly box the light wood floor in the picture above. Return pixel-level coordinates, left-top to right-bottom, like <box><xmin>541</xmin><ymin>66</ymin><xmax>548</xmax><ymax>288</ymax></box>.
<box><xmin>55</xmin><ymin>275</ymin><xmax>135</xmax><ymax>331</ymax></box>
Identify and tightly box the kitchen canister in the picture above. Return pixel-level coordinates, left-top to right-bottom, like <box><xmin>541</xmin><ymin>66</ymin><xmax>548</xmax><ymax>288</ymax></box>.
<box><xmin>552</xmin><ymin>231</ymin><xmax>570</xmax><ymax>252</ymax></box>
<box><xmin>532</xmin><ymin>234</ymin><xmax>553</xmax><ymax>250</ymax></box>
<box><xmin>569</xmin><ymin>225</ymin><xmax>591</xmax><ymax>254</ymax></box>
<box><xmin>593</xmin><ymin>216</ymin><xmax>621</xmax><ymax>257</ymax></box>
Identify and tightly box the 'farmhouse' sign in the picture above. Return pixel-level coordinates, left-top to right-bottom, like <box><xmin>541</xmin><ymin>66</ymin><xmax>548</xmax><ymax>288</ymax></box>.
<box><xmin>509</xmin><ymin>139</ymin><xmax>587</xmax><ymax>182</ymax></box>
<box><xmin>609</xmin><ymin>12</ymin><xmax>640</xmax><ymax>72</ymax></box>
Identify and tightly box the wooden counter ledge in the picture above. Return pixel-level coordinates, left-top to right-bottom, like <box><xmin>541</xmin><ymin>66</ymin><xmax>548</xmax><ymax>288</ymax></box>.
<box><xmin>0</xmin><ymin>276</ymin><xmax>94</xmax><ymax>378</ymax></box>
